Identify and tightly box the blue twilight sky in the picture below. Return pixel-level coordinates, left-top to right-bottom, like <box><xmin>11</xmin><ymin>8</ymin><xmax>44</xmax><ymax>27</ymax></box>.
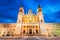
<box><xmin>0</xmin><ymin>0</ymin><xmax>60</xmax><ymax>23</ymax></box>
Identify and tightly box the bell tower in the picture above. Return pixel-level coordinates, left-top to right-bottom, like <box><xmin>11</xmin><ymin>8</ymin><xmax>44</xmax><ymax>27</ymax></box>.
<box><xmin>37</xmin><ymin>5</ymin><xmax>44</xmax><ymax>23</ymax></box>
<box><xmin>17</xmin><ymin>6</ymin><xmax>24</xmax><ymax>23</ymax></box>
<box><xmin>15</xmin><ymin>6</ymin><xmax>24</xmax><ymax>35</ymax></box>
<box><xmin>37</xmin><ymin>5</ymin><xmax>47</xmax><ymax>35</ymax></box>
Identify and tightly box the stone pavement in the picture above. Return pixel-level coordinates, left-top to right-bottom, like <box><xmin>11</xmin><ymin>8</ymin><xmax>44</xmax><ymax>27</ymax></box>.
<box><xmin>0</xmin><ymin>36</ymin><xmax>60</xmax><ymax>40</ymax></box>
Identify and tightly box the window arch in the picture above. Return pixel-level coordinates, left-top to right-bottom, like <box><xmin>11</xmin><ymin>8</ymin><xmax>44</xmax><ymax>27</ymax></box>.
<box><xmin>27</xmin><ymin>26</ymin><xmax>28</xmax><ymax>28</ymax></box>
<box><xmin>41</xmin><ymin>20</ymin><xmax>43</xmax><ymax>22</ymax></box>
<box><xmin>36</xmin><ymin>30</ymin><xmax>38</xmax><ymax>34</ymax></box>
<box><xmin>39</xmin><ymin>9</ymin><xmax>41</xmax><ymax>11</ymax></box>
<box><xmin>36</xmin><ymin>26</ymin><xmax>37</xmax><ymax>28</ymax></box>
<box><xmin>19</xmin><ymin>20</ymin><xmax>20</xmax><ymax>22</ymax></box>
<box><xmin>23</xmin><ymin>30</ymin><xmax>25</xmax><ymax>34</ymax></box>
<box><xmin>24</xmin><ymin>26</ymin><xmax>25</xmax><ymax>28</ymax></box>
<box><xmin>19</xmin><ymin>9</ymin><xmax>23</xmax><ymax>12</ymax></box>
<box><xmin>33</xmin><ymin>26</ymin><xmax>34</xmax><ymax>28</ymax></box>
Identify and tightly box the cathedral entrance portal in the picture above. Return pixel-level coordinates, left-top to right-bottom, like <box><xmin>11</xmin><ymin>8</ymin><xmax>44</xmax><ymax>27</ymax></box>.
<box><xmin>29</xmin><ymin>29</ymin><xmax>32</xmax><ymax>34</ymax></box>
<box><xmin>22</xmin><ymin>25</ymin><xmax>40</xmax><ymax>36</ymax></box>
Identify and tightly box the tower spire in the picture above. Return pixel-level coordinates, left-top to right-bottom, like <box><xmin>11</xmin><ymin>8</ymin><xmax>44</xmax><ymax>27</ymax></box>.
<box><xmin>38</xmin><ymin>5</ymin><xmax>41</xmax><ymax>8</ymax></box>
<box><xmin>20</xmin><ymin>5</ymin><xmax>23</xmax><ymax>8</ymax></box>
<box><xmin>19</xmin><ymin>5</ymin><xmax>24</xmax><ymax>15</ymax></box>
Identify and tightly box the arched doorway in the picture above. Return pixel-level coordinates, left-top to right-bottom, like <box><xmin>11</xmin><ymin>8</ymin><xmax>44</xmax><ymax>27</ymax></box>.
<box><xmin>29</xmin><ymin>29</ymin><xmax>32</xmax><ymax>34</ymax></box>
<box><xmin>22</xmin><ymin>25</ymin><xmax>40</xmax><ymax>36</ymax></box>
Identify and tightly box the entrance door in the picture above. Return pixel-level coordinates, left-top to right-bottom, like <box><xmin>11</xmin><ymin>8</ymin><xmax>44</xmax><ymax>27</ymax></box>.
<box><xmin>29</xmin><ymin>29</ymin><xmax>32</xmax><ymax>34</ymax></box>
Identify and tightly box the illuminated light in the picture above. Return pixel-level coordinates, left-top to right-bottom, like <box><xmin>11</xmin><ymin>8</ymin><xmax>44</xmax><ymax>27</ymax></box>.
<box><xmin>4</xmin><ymin>5</ymin><xmax>54</xmax><ymax>36</ymax></box>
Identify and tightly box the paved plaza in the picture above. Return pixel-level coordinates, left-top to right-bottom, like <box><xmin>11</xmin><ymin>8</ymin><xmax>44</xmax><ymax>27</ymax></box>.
<box><xmin>0</xmin><ymin>36</ymin><xmax>60</xmax><ymax>40</ymax></box>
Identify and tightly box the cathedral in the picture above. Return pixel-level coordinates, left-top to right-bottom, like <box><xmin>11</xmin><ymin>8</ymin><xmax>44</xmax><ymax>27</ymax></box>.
<box><xmin>0</xmin><ymin>5</ymin><xmax>54</xmax><ymax>36</ymax></box>
<box><xmin>14</xmin><ymin>5</ymin><xmax>53</xmax><ymax>36</ymax></box>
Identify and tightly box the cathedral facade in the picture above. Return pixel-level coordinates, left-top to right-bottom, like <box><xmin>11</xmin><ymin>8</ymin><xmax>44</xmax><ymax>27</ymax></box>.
<box><xmin>14</xmin><ymin>5</ymin><xmax>53</xmax><ymax>36</ymax></box>
<box><xmin>0</xmin><ymin>5</ymin><xmax>54</xmax><ymax>36</ymax></box>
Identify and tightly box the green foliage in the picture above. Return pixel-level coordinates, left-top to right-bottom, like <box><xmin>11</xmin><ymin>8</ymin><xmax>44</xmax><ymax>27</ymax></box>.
<box><xmin>53</xmin><ymin>24</ymin><xmax>60</xmax><ymax>36</ymax></box>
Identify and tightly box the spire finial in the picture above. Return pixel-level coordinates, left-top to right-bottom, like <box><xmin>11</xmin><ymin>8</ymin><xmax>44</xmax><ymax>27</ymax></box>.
<box><xmin>38</xmin><ymin>5</ymin><xmax>41</xmax><ymax>8</ymax></box>
<box><xmin>19</xmin><ymin>5</ymin><xmax>24</xmax><ymax>13</ymax></box>
<box><xmin>20</xmin><ymin>5</ymin><xmax>23</xmax><ymax>8</ymax></box>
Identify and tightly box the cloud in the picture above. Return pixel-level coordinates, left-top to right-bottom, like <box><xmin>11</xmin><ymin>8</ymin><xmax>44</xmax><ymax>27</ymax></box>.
<box><xmin>0</xmin><ymin>0</ymin><xmax>60</xmax><ymax>23</ymax></box>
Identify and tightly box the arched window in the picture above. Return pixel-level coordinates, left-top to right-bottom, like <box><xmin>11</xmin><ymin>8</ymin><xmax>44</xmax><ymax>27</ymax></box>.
<box><xmin>19</xmin><ymin>20</ymin><xmax>20</xmax><ymax>22</ymax></box>
<box><xmin>41</xmin><ymin>20</ymin><xmax>43</xmax><ymax>22</ymax></box>
<box><xmin>33</xmin><ymin>26</ymin><xmax>34</xmax><ymax>28</ymax></box>
<box><xmin>20</xmin><ymin>9</ymin><xmax>23</xmax><ymax>12</ymax></box>
<box><xmin>38</xmin><ymin>9</ymin><xmax>41</xmax><ymax>12</ymax></box>
<box><xmin>27</xmin><ymin>26</ymin><xmax>28</xmax><ymax>28</ymax></box>
<box><xmin>23</xmin><ymin>30</ymin><xmax>25</xmax><ymax>34</ymax></box>
<box><xmin>36</xmin><ymin>26</ymin><xmax>37</xmax><ymax>28</ymax></box>
<box><xmin>30</xmin><ymin>26</ymin><xmax>31</xmax><ymax>28</ymax></box>
<box><xmin>36</xmin><ymin>30</ymin><xmax>38</xmax><ymax>34</ymax></box>
<box><xmin>24</xmin><ymin>26</ymin><xmax>25</xmax><ymax>28</ymax></box>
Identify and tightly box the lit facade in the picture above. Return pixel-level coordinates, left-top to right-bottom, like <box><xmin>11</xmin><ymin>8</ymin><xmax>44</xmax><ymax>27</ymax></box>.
<box><xmin>0</xmin><ymin>5</ymin><xmax>55</xmax><ymax>36</ymax></box>
<box><xmin>14</xmin><ymin>5</ymin><xmax>53</xmax><ymax>36</ymax></box>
